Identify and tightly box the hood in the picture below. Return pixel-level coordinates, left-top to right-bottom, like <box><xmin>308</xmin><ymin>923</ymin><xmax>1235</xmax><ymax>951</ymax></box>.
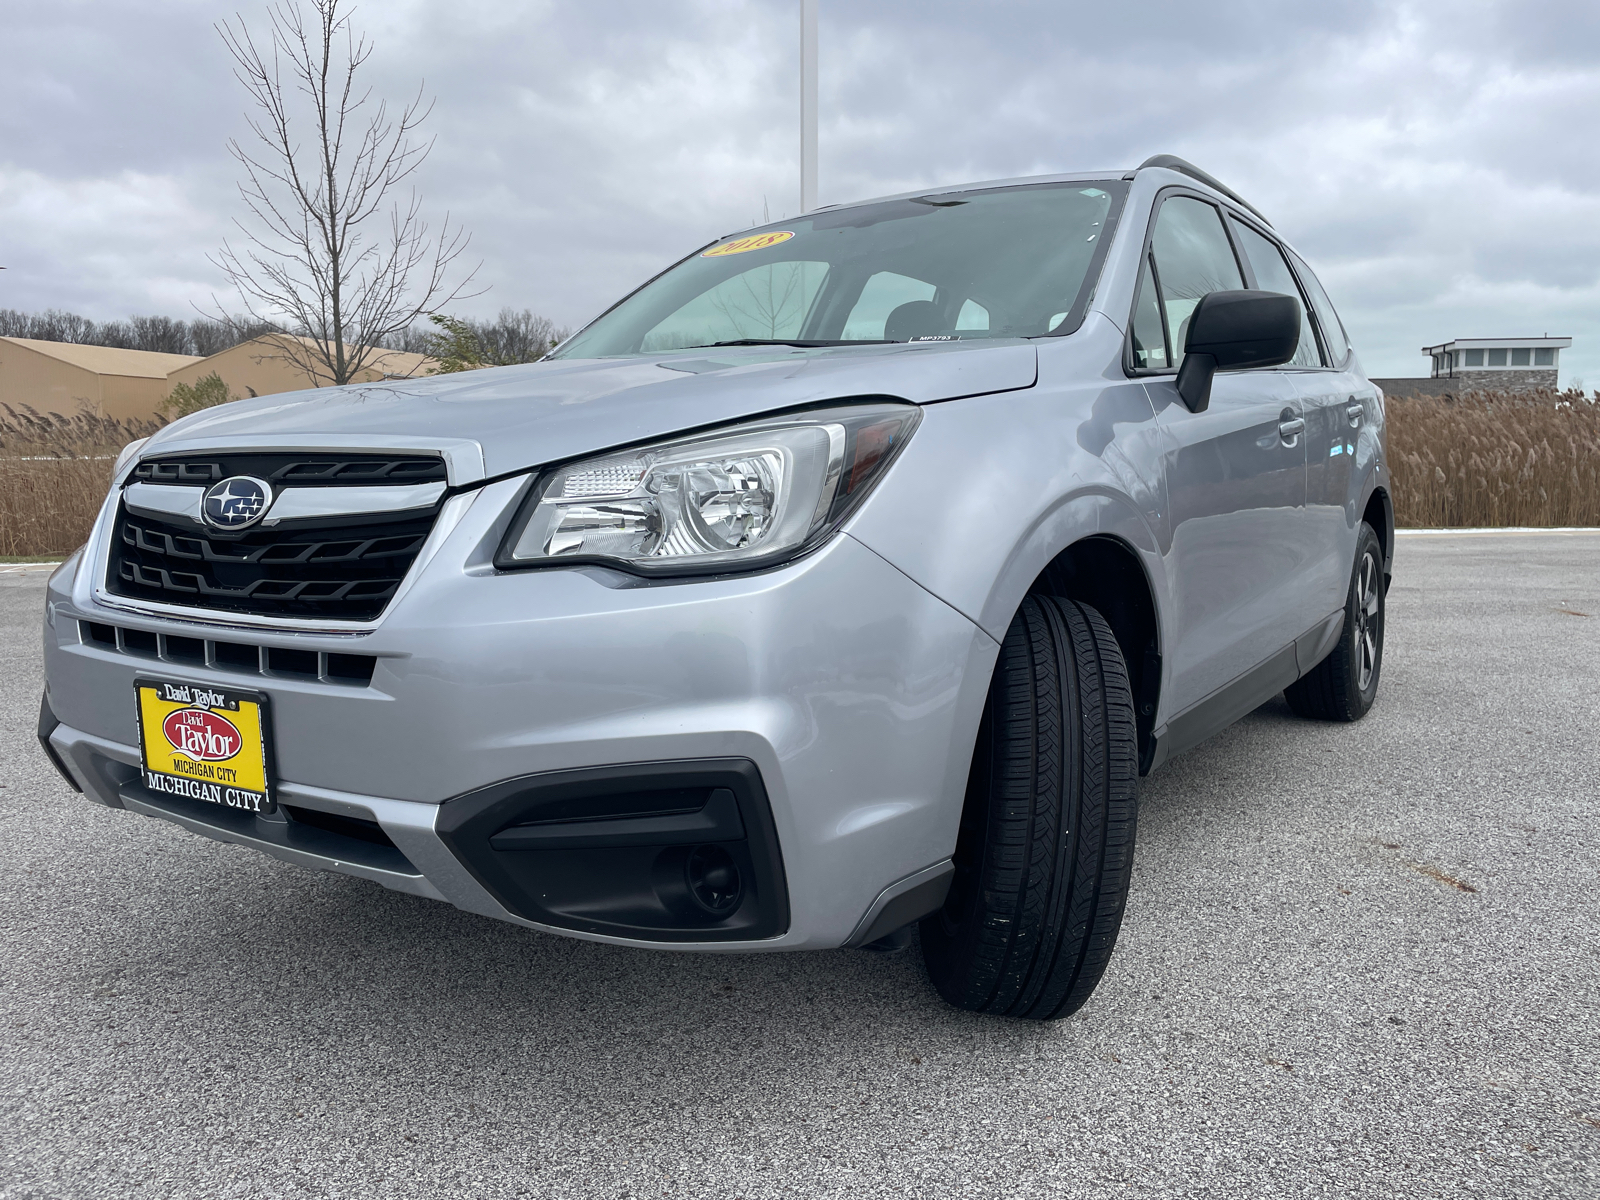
<box><xmin>140</xmin><ymin>339</ymin><xmax>1036</xmax><ymax>484</ymax></box>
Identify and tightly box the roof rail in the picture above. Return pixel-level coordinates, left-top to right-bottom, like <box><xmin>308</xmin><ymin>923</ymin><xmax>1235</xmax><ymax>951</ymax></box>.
<box><xmin>1134</xmin><ymin>155</ymin><xmax>1271</xmax><ymax>227</ymax></box>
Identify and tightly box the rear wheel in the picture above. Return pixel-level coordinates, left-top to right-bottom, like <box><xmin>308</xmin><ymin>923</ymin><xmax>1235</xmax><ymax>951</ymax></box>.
<box><xmin>921</xmin><ymin>595</ymin><xmax>1138</xmax><ymax>1020</ymax></box>
<box><xmin>1285</xmin><ymin>522</ymin><xmax>1385</xmax><ymax>722</ymax></box>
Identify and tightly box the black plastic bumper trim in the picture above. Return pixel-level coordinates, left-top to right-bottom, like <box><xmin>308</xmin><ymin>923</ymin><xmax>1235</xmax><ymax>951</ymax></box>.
<box><xmin>488</xmin><ymin>787</ymin><xmax>745</xmax><ymax>850</ymax></box>
<box><xmin>36</xmin><ymin>692</ymin><xmax>82</xmax><ymax>793</ymax></box>
<box><xmin>436</xmin><ymin>759</ymin><xmax>790</xmax><ymax>943</ymax></box>
<box><xmin>116</xmin><ymin>780</ymin><xmax>420</xmax><ymax>877</ymax></box>
<box><xmin>844</xmin><ymin>862</ymin><xmax>954</xmax><ymax>948</ymax></box>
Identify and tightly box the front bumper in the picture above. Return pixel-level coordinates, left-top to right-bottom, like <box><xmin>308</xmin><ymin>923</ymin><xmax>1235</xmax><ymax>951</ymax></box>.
<box><xmin>43</xmin><ymin>481</ymin><xmax>997</xmax><ymax>950</ymax></box>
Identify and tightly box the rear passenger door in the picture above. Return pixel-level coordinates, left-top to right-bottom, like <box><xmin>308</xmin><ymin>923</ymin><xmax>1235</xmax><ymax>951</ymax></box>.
<box><xmin>1133</xmin><ymin>194</ymin><xmax>1310</xmax><ymax>720</ymax></box>
<box><xmin>1283</xmin><ymin>245</ymin><xmax>1380</xmax><ymax>624</ymax></box>
<box><xmin>1227</xmin><ymin>216</ymin><xmax>1342</xmax><ymax>633</ymax></box>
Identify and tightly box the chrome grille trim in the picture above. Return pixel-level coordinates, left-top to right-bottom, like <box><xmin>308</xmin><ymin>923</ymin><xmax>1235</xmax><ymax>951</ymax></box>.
<box><xmin>261</xmin><ymin>481</ymin><xmax>447</xmax><ymax>523</ymax></box>
<box><xmin>124</xmin><ymin>483</ymin><xmax>204</xmax><ymax>523</ymax></box>
<box><xmin>122</xmin><ymin>480</ymin><xmax>447</xmax><ymax>527</ymax></box>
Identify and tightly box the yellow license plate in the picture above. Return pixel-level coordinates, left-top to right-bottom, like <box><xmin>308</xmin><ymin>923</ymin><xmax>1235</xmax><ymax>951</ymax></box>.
<box><xmin>135</xmin><ymin>679</ymin><xmax>274</xmax><ymax>814</ymax></box>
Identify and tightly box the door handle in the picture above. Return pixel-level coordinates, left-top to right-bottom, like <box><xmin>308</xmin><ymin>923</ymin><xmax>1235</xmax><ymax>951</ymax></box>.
<box><xmin>1346</xmin><ymin>402</ymin><xmax>1364</xmax><ymax>427</ymax></box>
<box><xmin>1277</xmin><ymin>417</ymin><xmax>1304</xmax><ymax>445</ymax></box>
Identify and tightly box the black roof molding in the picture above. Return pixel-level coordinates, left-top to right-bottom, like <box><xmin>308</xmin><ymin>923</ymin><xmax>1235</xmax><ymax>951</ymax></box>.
<box><xmin>1134</xmin><ymin>155</ymin><xmax>1271</xmax><ymax>227</ymax></box>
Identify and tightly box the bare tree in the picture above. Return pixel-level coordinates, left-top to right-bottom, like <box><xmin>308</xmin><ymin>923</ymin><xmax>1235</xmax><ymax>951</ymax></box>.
<box><xmin>0</xmin><ymin>309</ymin><xmax>99</xmax><ymax>344</ymax></box>
<box><xmin>190</xmin><ymin>316</ymin><xmax>281</xmax><ymax>357</ymax></box>
<box><xmin>708</xmin><ymin>263</ymin><xmax>813</xmax><ymax>339</ymax></box>
<box><xmin>0</xmin><ymin>308</ymin><xmax>278</xmax><ymax>356</ymax></box>
<box><xmin>474</xmin><ymin>308</ymin><xmax>569</xmax><ymax>364</ymax></box>
<box><xmin>213</xmin><ymin>0</ymin><xmax>476</xmax><ymax>387</ymax></box>
<box><xmin>124</xmin><ymin>316</ymin><xmax>194</xmax><ymax>354</ymax></box>
<box><xmin>382</xmin><ymin>308</ymin><xmax>570</xmax><ymax>361</ymax></box>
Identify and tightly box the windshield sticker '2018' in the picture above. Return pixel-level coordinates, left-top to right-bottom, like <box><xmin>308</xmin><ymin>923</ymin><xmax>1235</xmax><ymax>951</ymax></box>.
<box><xmin>702</xmin><ymin>231</ymin><xmax>795</xmax><ymax>258</ymax></box>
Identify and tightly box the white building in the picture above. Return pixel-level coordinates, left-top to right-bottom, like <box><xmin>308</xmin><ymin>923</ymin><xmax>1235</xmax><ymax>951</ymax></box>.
<box><xmin>1422</xmin><ymin>336</ymin><xmax>1569</xmax><ymax>391</ymax></box>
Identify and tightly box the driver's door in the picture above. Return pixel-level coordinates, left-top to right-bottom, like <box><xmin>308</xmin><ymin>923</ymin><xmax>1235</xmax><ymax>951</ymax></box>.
<box><xmin>1136</xmin><ymin>194</ymin><xmax>1311</xmax><ymax>725</ymax></box>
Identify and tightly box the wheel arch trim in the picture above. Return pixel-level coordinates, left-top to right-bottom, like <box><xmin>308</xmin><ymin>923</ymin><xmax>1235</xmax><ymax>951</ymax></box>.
<box><xmin>972</xmin><ymin>486</ymin><xmax>1169</xmax><ymax>642</ymax></box>
<box><xmin>961</xmin><ymin>488</ymin><xmax>1168</xmax><ymax>772</ymax></box>
<box><xmin>1360</xmin><ymin>480</ymin><xmax>1395</xmax><ymax>585</ymax></box>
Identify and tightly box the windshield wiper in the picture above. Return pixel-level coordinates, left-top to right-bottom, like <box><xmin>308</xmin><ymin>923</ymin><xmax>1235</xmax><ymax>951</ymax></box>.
<box><xmin>684</xmin><ymin>338</ymin><xmax>893</xmax><ymax>349</ymax></box>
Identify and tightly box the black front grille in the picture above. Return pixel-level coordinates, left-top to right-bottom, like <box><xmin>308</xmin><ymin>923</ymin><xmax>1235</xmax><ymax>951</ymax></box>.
<box><xmin>108</xmin><ymin>507</ymin><xmax>436</xmax><ymax>621</ymax></box>
<box><xmin>133</xmin><ymin>452</ymin><xmax>446</xmax><ymax>487</ymax></box>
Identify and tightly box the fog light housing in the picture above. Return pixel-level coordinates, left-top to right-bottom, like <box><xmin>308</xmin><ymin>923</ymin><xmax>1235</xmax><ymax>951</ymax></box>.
<box><xmin>685</xmin><ymin>845</ymin><xmax>742</xmax><ymax>915</ymax></box>
<box><xmin>436</xmin><ymin>759</ymin><xmax>788</xmax><ymax>941</ymax></box>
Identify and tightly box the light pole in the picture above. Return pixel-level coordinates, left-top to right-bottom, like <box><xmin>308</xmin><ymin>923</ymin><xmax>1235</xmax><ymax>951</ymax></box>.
<box><xmin>800</xmin><ymin>0</ymin><xmax>817</xmax><ymax>213</ymax></box>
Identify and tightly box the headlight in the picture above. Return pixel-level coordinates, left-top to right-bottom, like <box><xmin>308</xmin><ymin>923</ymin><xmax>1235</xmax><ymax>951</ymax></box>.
<box><xmin>113</xmin><ymin>437</ymin><xmax>149</xmax><ymax>482</ymax></box>
<box><xmin>497</xmin><ymin>402</ymin><xmax>920</xmax><ymax>575</ymax></box>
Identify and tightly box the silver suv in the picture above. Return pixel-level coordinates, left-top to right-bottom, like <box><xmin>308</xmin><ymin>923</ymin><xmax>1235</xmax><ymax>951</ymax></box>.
<box><xmin>38</xmin><ymin>156</ymin><xmax>1390</xmax><ymax>1019</ymax></box>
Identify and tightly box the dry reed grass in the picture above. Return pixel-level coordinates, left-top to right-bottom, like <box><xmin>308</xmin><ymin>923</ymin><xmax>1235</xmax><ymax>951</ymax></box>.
<box><xmin>2</xmin><ymin>387</ymin><xmax>1596</xmax><ymax>558</ymax></box>
<box><xmin>1386</xmin><ymin>388</ymin><xmax>1600</xmax><ymax>528</ymax></box>
<box><xmin>0</xmin><ymin>405</ymin><xmax>164</xmax><ymax>558</ymax></box>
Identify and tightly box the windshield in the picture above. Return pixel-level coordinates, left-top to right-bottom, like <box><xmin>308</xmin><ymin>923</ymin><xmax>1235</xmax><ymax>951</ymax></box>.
<box><xmin>551</xmin><ymin>181</ymin><xmax>1127</xmax><ymax>359</ymax></box>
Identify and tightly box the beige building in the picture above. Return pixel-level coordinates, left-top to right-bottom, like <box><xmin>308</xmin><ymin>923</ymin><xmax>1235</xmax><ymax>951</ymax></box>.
<box><xmin>166</xmin><ymin>334</ymin><xmax>436</xmax><ymax>401</ymax></box>
<box><xmin>0</xmin><ymin>333</ymin><xmax>437</xmax><ymax>424</ymax></box>
<box><xmin>0</xmin><ymin>337</ymin><xmax>201</xmax><ymax>421</ymax></box>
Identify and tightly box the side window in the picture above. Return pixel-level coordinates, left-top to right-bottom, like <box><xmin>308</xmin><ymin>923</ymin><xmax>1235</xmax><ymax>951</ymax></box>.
<box><xmin>841</xmin><ymin>271</ymin><xmax>937</xmax><ymax>340</ymax></box>
<box><xmin>641</xmin><ymin>261</ymin><xmax>829</xmax><ymax>351</ymax></box>
<box><xmin>1286</xmin><ymin>249</ymin><xmax>1351</xmax><ymax>367</ymax></box>
<box><xmin>1130</xmin><ymin>256</ymin><xmax>1167</xmax><ymax>370</ymax></box>
<box><xmin>1229</xmin><ymin>218</ymin><xmax>1321</xmax><ymax>368</ymax></box>
<box><xmin>1148</xmin><ymin>196</ymin><xmax>1244</xmax><ymax>366</ymax></box>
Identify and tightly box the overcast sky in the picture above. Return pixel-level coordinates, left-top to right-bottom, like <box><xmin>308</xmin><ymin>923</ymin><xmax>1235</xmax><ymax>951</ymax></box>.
<box><xmin>4</xmin><ymin>0</ymin><xmax>1599</xmax><ymax>383</ymax></box>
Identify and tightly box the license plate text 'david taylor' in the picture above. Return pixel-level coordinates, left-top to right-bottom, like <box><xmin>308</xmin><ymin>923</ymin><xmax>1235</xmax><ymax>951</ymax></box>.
<box><xmin>136</xmin><ymin>680</ymin><xmax>272</xmax><ymax>813</ymax></box>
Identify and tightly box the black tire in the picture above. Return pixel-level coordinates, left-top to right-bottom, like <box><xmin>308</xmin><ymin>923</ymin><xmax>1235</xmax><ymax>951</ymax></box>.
<box><xmin>920</xmin><ymin>595</ymin><xmax>1139</xmax><ymax>1020</ymax></box>
<box><xmin>1285</xmin><ymin>522</ymin><xmax>1385</xmax><ymax>722</ymax></box>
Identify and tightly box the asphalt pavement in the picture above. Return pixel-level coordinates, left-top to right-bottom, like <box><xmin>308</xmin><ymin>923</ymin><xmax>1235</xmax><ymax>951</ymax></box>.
<box><xmin>2</xmin><ymin>534</ymin><xmax>1597</xmax><ymax>1199</ymax></box>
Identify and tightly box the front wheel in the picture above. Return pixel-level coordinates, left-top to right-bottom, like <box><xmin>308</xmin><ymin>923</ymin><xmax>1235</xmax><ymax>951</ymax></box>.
<box><xmin>921</xmin><ymin>595</ymin><xmax>1139</xmax><ymax>1020</ymax></box>
<box><xmin>1285</xmin><ymin>521</ymin><xmax>1385</xmax><ymax>722</ymax></box>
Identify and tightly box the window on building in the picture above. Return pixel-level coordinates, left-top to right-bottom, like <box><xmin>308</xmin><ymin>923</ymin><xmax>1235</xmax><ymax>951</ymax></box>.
<box><xmin>1511</xmin><ymin>348</ymin><xmax>1530</xmax><ymax>366</ymax></box>
<box><xmin>1535</xmin><ymin>348</ymin><xmax>1555</xmax><ymax>366</ymax></box>
<box><xmin>1463</xmin><ymin>349</ymin><xmax>1484</xmax><ymax>367</ymax></box>
<box><xmin>1487</xmin><ymin>348</ymin><xmax>1507</xmax><ymax>366</ymax></box>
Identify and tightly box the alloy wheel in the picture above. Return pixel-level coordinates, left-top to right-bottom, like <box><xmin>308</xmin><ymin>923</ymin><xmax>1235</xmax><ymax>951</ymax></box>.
<box><xmin>1355</xmin><ymin>551</ymin><xmax>1380</xmax><ymax>691</ymax></box>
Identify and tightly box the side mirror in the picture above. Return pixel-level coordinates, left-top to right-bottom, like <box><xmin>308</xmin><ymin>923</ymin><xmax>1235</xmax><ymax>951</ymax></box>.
<box><xmin>1175</xmin><ymin>290</ymin><xmax>1301</xmax><ymax>413</ymax></box>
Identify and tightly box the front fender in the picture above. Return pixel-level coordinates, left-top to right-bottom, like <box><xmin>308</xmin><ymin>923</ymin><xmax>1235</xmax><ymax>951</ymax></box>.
<box><xmin>844</xmin><ymin>349</ymin><xmax>1171</xmax><ymax>652</ymax></box>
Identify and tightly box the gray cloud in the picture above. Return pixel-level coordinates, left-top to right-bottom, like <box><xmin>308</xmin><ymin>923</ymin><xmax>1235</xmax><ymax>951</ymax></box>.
<box><xmin>2</xmin><ymin>0</ymin><xmax>1598</xmax><ymax>384</ymax></box>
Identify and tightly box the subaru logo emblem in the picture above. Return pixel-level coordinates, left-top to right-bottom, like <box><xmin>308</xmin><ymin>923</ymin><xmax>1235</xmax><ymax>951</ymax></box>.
<box><xmin>202</xmin><ymin>476</ymin><xmax>274</xmax><ymax>530</ymax></box>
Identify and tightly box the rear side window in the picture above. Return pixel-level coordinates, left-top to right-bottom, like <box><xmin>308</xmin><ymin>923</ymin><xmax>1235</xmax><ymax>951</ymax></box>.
<box><xmin>1286</xmin><ymin>248</ymin><xmax>1351</xmax><ymax>367</ymax></box>
<box><xmin>1229</xmin><ymin>218</ymin><xmax>1321</xmax><ymax>368</ymax></box>
<box><xmin>1148</xmin><ymin>196</ymin><xmax>1244</xmax><ymax>368</ymax></box>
